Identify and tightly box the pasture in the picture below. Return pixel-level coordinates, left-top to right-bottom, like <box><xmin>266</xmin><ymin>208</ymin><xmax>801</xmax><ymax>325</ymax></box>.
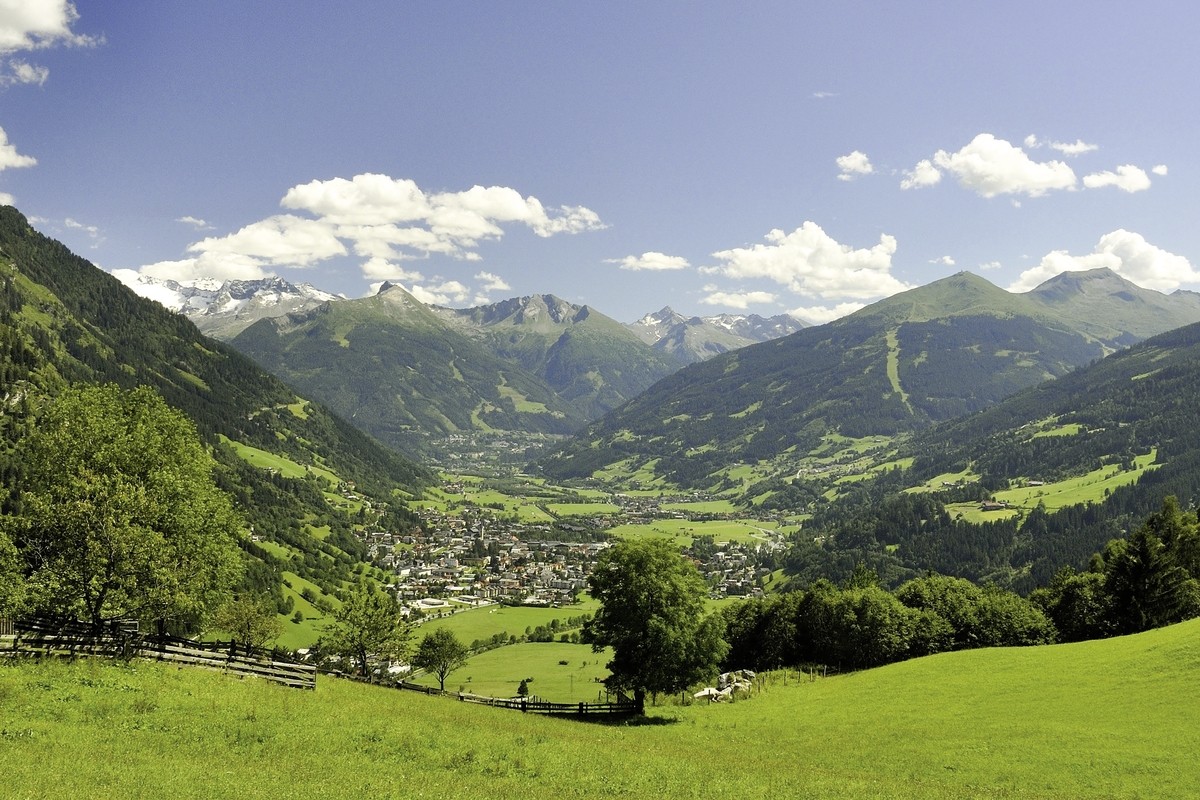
<box><xmin>4</xmin><ymin>618</ymin><xmax>1197</xmax><ymax>798</ymax></box>
<box><xmin>408</xmin><ymin>641</ymin><xmax>613</xmax><ymax>702</ymax></box>
<box><xmin>418</xmin><ymin>599</ymin><xmax>600</xmax><ymax>647</ymax></box>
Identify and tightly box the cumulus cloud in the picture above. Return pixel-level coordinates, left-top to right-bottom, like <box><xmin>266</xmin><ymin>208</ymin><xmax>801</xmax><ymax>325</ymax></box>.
<box><xmin>408</xmin><ymin>280</ymin><xmax>470</xmax><ymax>306</ymax></box>
<box><xmin>908</xmin><ymin>133</ymin><xmax>1077</xmax><ymax>198</ymax></box>
<box><xmin>1152</xmin><ymin>164</ymin><xmax>1168</xmax><ymax>176</ymax></box>
<box><xmin>0</xmin><ymin>191</ymin><xmax>13</xmax><ymax>205</ymax></box>
<box><xmin>900</xmin><ymin>159</ymin><xmax>941</xmax><ymax>190</ymax></box>
<box><xmin>188</xmin><ymin>214</ymin><xmax>346</xmax><ymax>266</ymax></box>
<box><xmin>139</xmin><ymin>252</ymin><xmax>270</xmax><ymax>284</ymax></box>
<box><xmin>281</xmin><ymin>173</ymin><xmax>605</xmax><ymax>258</ymax></box>
<box><xmin>0</xmin><ymin>0</ymin><xmax>101</xmax><ymax>87</ymax></box>
<box><xmin>474</xmin><ymin>270</ymin><xmax>511</xmax><ymax>294</ymax></box>
<box><xmin>836</xmin><ymin>150</ymin><xmax>874</xmax><ymax>181</ymax></box>
<box><xmin>1009</xmin><ymin>230</ymin><xmax>1200</xmax><ymax>292</ymax></box>
<box><xmin>360</xmin><ymin>257</ymin><xmax>424</xmax><ymax>282</ymax></box>
<box><xmin>0</xmin><ymin>125</ymin><xmax>36</xmax><ymax>171</ymax></box>
<box><xmin>787</xmin><ymin>302</ymin><xmax>865</xmax><ymax>324</ymax></box>
<box><xmin>1082</xmin><ymin>165</ymin><xmax>1151</xmax><ymax>193</ymax></box>
<box><xmin>708</xmin><ymin>221</ymin><xmax>908</xmax><ymax>300</ymax></box>
<box><xmin>699</xmin><ymin>288</ymin><xmax>777</xmax><ymax>309</ymax></box>
<box><xmin>606</xmin><ymin>251</ymin><xmax>690</xmax><ymax>271</ymax></box>
<box><xmin>930</xmin><ymin>255</ymin><xmax>956</xmax><ymax>267</ymax></box>
<box><xmin>123</xmin><ymin>172</ymin><xmax>604</xmax><ymax>287</ymax></box>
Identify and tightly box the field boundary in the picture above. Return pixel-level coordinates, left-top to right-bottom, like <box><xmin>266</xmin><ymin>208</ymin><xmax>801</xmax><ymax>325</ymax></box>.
<box><xmin>334</xmin><ymin>673</ymin><xmax>639</xmax><ymax>716</ymax></box>
<box><xmin>1</xmin><ymin>617</ymin><xmax>316</xmax><ymax>689</ymax></box>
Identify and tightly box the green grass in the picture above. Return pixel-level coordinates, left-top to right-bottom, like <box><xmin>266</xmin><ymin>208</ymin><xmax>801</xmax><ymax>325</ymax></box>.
<box><xmin>219</xmin><ymin>435</ymin><xmax>340</xmax><ymax>485</ymax></box>
<box><xmin>607</xmin><ymin>519</ymin><xmax>779</xmax><ymax>548</ymax></box>
<box><xmin>4</xmin><ymin>619</ymin><xmax>1198</xmax><ymax>798</ymax></box>
<box><xmin>420</xmin><ymin>599</ymin><xmax>600</xmax><ymax>647</ymax></box>
<box><xmin>409</xmin><ymin>642</ymin><xmax>613</xmax><ymax>701</ymax></box>
<box><xmin>545</xmin><ymin>502</ymin><xmax>621</xmax><ymax>517</ymax></box>
<box><xmin>995</xmin><ymin>450</ymin><xmax>1158</xmax><ymax>512</ymax></box>
<box><xmin>659</xmin><ymin>499</ymin><xmax>739</xmax><ymax>514</ymax></box>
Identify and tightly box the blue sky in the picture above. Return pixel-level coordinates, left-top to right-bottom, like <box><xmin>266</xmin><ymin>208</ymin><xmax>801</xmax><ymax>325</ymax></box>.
<box><xmin>2</xmin><ymin>2</ymin><xmax>1199</xmax><ymax>323</ymax></box>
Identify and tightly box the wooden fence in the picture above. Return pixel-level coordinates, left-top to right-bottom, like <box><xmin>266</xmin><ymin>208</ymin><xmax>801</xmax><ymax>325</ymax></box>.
<box><xmin>335</xmin><ymin>674</ymin><xmax>639</xmax><ymax>717</ymax></box>
<box><xmin>458</xmin><ymin>691</ymin><xmax>640</xmax><ymax>717</ymax></box>
<box><xmin>2</xmin><ymin>617</ymin><xmax>316</xmax><ymax>689</ymax></box>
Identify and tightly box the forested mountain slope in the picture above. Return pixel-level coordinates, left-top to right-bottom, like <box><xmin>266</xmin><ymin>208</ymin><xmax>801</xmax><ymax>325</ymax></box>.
<box><xmin>0</xmin><ymin>206</ymin><xmax>431</xmax><ymax>617</ymax></box>
<box><xmin>232</xmin><ymin>284</ymin><xmax>588</xmax><ymax>460</ymax></box>
<box><xmin>788</xmin><ymin>320</ymin><xmax>1200</xmax><ymax>592</ymax></box>
<box><xmin>432</xmin><ymin>293</ymin><xmax>682</xmax><ymax>419</ymax></box>
<box><xmin>543</xmin><ymin>271</ymin><xmax>1193</xmax><ymax>486</ymax></box>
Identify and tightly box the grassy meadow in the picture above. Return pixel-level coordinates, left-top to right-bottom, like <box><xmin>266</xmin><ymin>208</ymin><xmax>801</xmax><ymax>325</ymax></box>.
<box><xmin>418</xmin><ymin>599</ymin><xmax>600</xmax><ymax>646</ymax></box>
<box><xmin>4</xmin><ymin>618</ymin><xmax>1198</xmax><ymax>798</ymax></box>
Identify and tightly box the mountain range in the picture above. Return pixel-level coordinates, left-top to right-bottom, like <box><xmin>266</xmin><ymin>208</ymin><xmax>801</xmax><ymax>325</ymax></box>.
<box><xmin>118</xmin><ymin>272</ymin><xmax>807</xmax><ymax>363</ymax></box>
<box><xmin>626</xmin><ymin>307</ymin><xmax>807</xmax><ymax>364</ymax></box>
<box><xmin>12</xmin><ymin>203</ymin><xmax>1200</xmax><ymax>596</ymax></box>
<box><xmin>542</xmin><ymin>269</ymin><xmax>1200</xmax><ymax>486</ymax></box>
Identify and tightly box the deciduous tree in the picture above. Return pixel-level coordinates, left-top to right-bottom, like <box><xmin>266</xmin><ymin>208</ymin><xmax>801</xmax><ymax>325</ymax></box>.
<box><xmin>323</xmin><ymin>583</ymin><xmax>410</xmax><ymax>677</ymax></box>
<box><xmin>8</xmin><ymin>385</ymin><xmax>242</xmax><ymax>630</ymax></box>
<box><xmin>583</xmin><ymin>538</ymin><xmax>727</xmax><ymax>711</ymax></box>
<box><xmin>414</xmin><ymin>628</ymin><xmax>469</xmax><ymax>691</ymax></box>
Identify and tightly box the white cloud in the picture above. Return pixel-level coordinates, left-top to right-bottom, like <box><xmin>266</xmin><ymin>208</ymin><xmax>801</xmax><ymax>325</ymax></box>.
<box><xmin>0</xmin><ymin>0</ymin><xmax>101</xmax><ymax>87</ymax></box>
<box><xmin>812</xmin><ymin>91</ymin><xmax>838</xmax><ymax>99</ymax></box>
<box><xmin>1009</xmin><ymin>230</ymin><xmax>1200</xmax><ymax>292</ymax></box>
<box><xmin>606</xmin><ymin>251</ymin><xmax>690</xmax><ymax>271</ymax></box>
<box><xmin>127</xmin><ymin>173</ymin><xmax>603</xmax><ymax>288</ymax></box>
<box><xmin>1152</xmin><ymin>164</ymin><xmax>1168</xmax><ymax>176</ymax></box>
<box><xmin>787</xmin><ymin>302</ymin><xmax>864</xmax><ymax>324</ymax></box>
<box><xmin>0</xmin><ymin>0</ymin><xmax>99</xmax><ymax>52</ymax></box>
<box><xmin>360</xmin><ymin>256</ymin><xmax>425</xmax><ymax>282</ymax></box>
<box><xmin>709</xmin><ymin>221</ymin><xmax>908</xmax><ymax>300</ymax></box>
<box><xmin>900</xmin><ymin>159</ymin><xmax>941</xmax><ymax>190</ymax></box>
<box><xmin>916</xmin><ymin>133</ymin><xmax>1077</xmax><ymax>198</ymax></box>
<box><xmin>699</xmin><ymin>288</ymin><xmax>777</xmax><ymax>310</ymax></box>
<box><xmin>930</xmin><ymin>255</ymin><xmax>956</xmax><ymax>267</ymax></box>
<box><xmin>1</xmin><ymin>58</ymin><xmax>48</xmax><ymax>86</ymax></box>
<box><xmin>188</xmin><ymin>214</ymin><xmax>346</xmax><ymax>266</ymax></box>
<box><xmin>978</xmin><ymin>261</ymin><xmax>1002</xmax><ymax>272</ymax></box>
<box><xmin>281</xmin><ymin>173</ymin><xmax>604</xmax><ymax>259</ymax></box>
<box><xmin>408</xmin><ymin>280</ymin><xmax>470</xmax><ymax>306</ymax></box>
<box><xmin>0</xmin><ymin>125</ymin><xmax>36</xmax><ymax>171</ymax></box>
<box><xmin>836</xmin><ymin>150</ymin><xmax>873</xmax><ymax>181</ymax></box>
<box><xmin>1025</xmin><ymin>135</ymin><xmax>1099</xmax><ymax>156</ymax></box>
<box><xmin>474</xmin><ymin>270</ymin><xmax>511</xmax><ymax>294</ymax></box>
<box><xmin>138</xmin><ymin>252</ymin><xmax>269</xmax><ymax>284</ymax></box>
<box><xmin>0</xmin><ymin>191</ymin><xmax>13</xmax><ymax>205</ymax></box>
<box><xmin>1082</xmin><ymin>164</ymin><xmax>1151</xmax><ymax>193</ymax></box>
<box><xmin>176</xmin><ymin>215</ymin><xmax>213</xmax><ymax>230</ymax></box>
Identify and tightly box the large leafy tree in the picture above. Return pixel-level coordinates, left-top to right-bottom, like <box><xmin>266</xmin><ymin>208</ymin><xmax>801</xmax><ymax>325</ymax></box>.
<box><xmin>8</xmin><ymin>385</ymin><xmax>242</xmax><ymax>630</ymax></box>
<box><xmin>323</xmin><ymin>583</ymin><xmax>410</xmax><ymax>677</ymax></box>
<box><xmin>413</xmin><ymin>628</ymin><xmax>469</xmax><ymax>691</ymax></box>
<box><xmin>583</xmin><ymin>538</ymin><xmax>727</xmax><ymax>711</ymax></box>
<box><xmin>0</xmin><ymin>529</ymin><xmax>24</xmax><ymax>617</ymax></box>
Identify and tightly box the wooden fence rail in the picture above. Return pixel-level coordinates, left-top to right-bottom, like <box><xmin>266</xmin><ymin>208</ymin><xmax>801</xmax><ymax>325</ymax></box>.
<box><xmin>334</xmin><ymin>674</ymin><xmax>640</xmax><ymax>717</ymax></box>
<box><xmin>457</xmin><ymin>692</ymin><xmax>640</xmax><ymax>716</ymax></box>
<box><xmin>2</xmin><ymin>617</ymin><xmax>316</xmax><ymax>690</ymax></box>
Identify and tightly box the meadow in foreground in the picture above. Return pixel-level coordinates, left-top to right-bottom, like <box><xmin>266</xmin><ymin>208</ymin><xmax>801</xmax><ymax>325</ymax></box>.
<box><xmin>3</xmin><ymin>617</ymin><xmax>1198</xmax><ymax>799</ymax></box>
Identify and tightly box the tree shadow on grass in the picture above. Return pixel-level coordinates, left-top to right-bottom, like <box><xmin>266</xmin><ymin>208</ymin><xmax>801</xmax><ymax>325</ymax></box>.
<box><xmin>570</xmin><ymin>713</ymin><xmax>678</xmax><ymax>727</ymax></box>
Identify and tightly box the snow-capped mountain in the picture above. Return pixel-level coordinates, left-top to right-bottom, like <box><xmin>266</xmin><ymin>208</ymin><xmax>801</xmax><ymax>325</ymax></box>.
<box><xmin>628</xmin><ymin>306</ymin><xmax>807</xmax><ymax>364</ymax></box>
<box><xmin>113</xmin><ymin>274</ymin><xmax>341</xmax><ymax>339</ymax></box>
